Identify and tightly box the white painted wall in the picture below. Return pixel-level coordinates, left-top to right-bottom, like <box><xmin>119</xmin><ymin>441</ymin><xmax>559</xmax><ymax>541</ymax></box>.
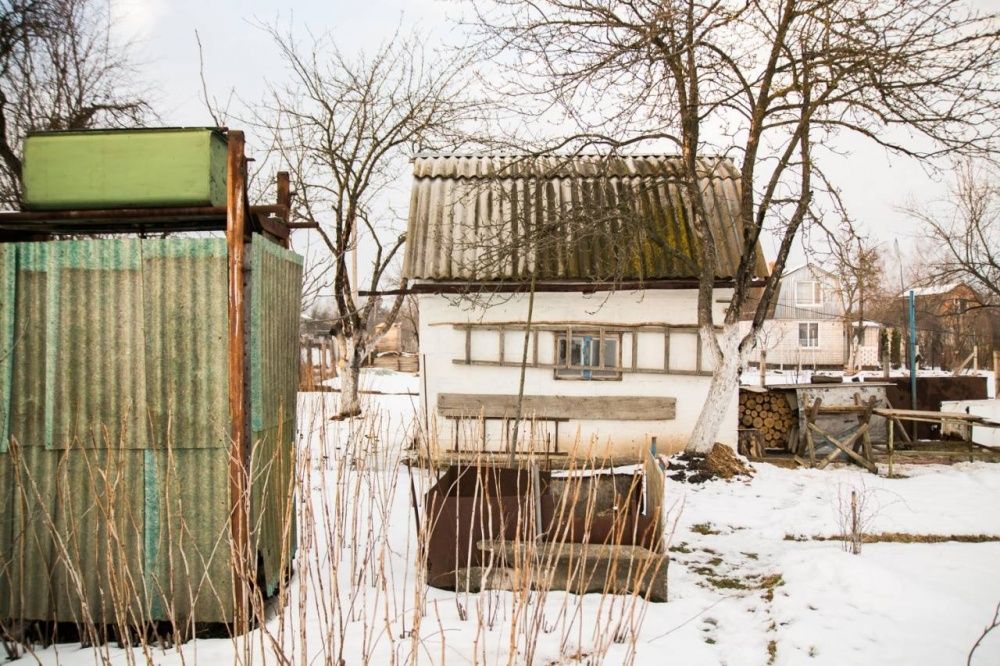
<box><xmin>739</xmin><ymin>319</ymin><xmax>880</xmax><ymax>369</ymax></box>
<box><xmin>417</xmin><ymin>288</ymin><xmax>739</xmax><ymax>458</ymax></box>
<box><xmin>940</xmin><ymin>399</ymin><xmax>1000</xmax><ymax>447</ymax></box>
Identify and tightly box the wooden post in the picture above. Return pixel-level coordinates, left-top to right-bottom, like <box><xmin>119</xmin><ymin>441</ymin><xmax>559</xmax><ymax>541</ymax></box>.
<box><xmin>973</xmin><ymin>345</ymin><xmax>979</xmax><ymax>371</ymax></box>
<box><xmin>805</xmin><ymin>398</ymin><xmax>822</xmax><ymax>467</ymax></box>
<box><xmin>663</xmin><ymin>329</ymin><xmax>670</xmax><ymax>372</ymax></box>
<box><xmin>759</xmin><ymin>349</ymin><xmax>767</xmax><ymax>388</ymax></box>
<box><xmin>225</xmin><ymin>130</ymin><xmax>250</xmax><ymax>634</ymax></box>
<box><xmin>994</xmin><ymin>350</ymin><xmax>1000</xmax><ymax>397</ymax></box>
<box><xmin>888</xmin><ymin>417</ymin><xmax>894</xmax><ymax>478</ymax></box>
<box><xmin>276</xmin><ymin>171</ymin><xmax>291</xmax><ymax>249</ymax></box>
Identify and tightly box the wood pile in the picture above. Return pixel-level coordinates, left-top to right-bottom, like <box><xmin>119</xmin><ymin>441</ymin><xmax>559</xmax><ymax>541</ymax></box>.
<box><xmin>739</xmin><ymin>390</ymin><xmax>796</xmax><ymax>451</ymax></box>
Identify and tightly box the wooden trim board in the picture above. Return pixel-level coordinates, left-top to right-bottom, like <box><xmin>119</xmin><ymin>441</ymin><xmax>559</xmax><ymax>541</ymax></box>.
<box><xmin>437</xmin><ymin>393</ymin><xmax>677</xmax><ymax>420</ymax></box>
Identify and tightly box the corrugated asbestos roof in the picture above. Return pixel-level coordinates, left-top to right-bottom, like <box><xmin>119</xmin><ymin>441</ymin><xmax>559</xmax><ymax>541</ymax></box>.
<box><xmin>403</xmin><ymin>154</ymin><xmax>768</xmax><ymax>282</ymax></box>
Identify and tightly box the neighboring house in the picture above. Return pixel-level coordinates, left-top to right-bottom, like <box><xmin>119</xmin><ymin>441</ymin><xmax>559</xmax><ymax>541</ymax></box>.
<box><xmin>401</xmin><ymin>154</ymin><xmax>767</xmax><ymax>458</ymax></box>
<box><xmin>896</xmin><ymin>282</ymin><xmax>997</xmax><ymax>370</ymax></box>
<box><xmin>740</xmin><ymin>264</ymin><xmax>881</xmax><ymax>371</ymax></box>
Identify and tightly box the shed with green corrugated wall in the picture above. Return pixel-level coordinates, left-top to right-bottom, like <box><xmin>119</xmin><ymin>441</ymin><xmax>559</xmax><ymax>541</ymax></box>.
<box><xmin>0</xmin><ymin>235</ymin><xmax>302</xmax><ymax>625</ymax></box>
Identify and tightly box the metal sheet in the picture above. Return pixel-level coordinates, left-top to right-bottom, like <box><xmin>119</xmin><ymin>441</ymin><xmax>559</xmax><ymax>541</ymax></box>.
<box><xmin>0</xmin><ymin>235</ymin><xmax>299</xmax><ymax>624</ymax></box>
<box><xmin>148</xmin><ymin>447</ymin><xmax>233</xmax><ymax>624</ymax></box>
<box><xmin>249</xmin><ymin>236</ymin><xmax>302</xmax><ymax>595</ymax></box>
<box><xmin>403</xmin><ymin>154</ymin><xmax>767</xmax><ymax>281</ymax></box>
<box><xmin>47</xmin><ymin>239</ymin><xmax>148</xmax><ymax>449</ymax></box>
<box><xmin>143</xmin><ymin>238</ymin><xmax>230</xmax><ymax>449</ymax></box>
<box><xmin>23</xmin><ymin>129</ymin><xmax>228</xmax><ymax>211</ymax></box>
<box><xmin>9</xmin><ymin>245</ymin><xmax>49</xmax><ymax>449</ymax></box>
<box><xmin>50</xmin><ymin>448</ymin><xmax>147</xmax><ymax>625</ymax></box>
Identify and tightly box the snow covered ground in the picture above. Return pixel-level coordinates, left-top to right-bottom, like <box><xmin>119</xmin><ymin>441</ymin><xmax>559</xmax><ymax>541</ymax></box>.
<box><xmin>12</xmin><ymin>372</ymin><xmax>1000</xmax><ymax>665</ymax></box>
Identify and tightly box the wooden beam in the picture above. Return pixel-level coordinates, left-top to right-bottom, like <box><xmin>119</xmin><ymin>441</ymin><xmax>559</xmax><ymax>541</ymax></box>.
<box><xmin>225</xmin><ymin>130</ymin><xmax>250</xmax><ymax>633</ymax></box>
<box><xmin>809</xmin><ymin>422</ymin><xmax>877</xmax><ymax>473</ymax></box>
<box><xmin>444</xmin><ymin>321</ymin><xmax>714</xmax><ymax>333</ymax></box>
<box><xmin>449</xmin><ymin>358</ymin><xmax>712</xmax><ymax>376</ymax></box>
<box><xmin>695</xmin><ymin>333</ymin><xmax>702</xmax><ymax>372</ymax></box>
<box><xmin>360</xmin><ymin>278</ymin><xmax>764</xmax><ymax>296</ymax></box>
<box><xmin>663</xmin><ymin>330</ymin><xmax>670</xmax><ymax>372</ymax></box>
<box><xmin>438</xmin><ymin>393</ymin><xmax>677</xmax><ymax>420</ymax></box>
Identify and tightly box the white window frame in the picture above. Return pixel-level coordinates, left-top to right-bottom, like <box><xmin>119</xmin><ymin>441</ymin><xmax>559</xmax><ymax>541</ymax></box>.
<box><xmin>798</xmin><ymin>322</ymin><xmax>820</xmax><ymax>348</ymax></box>
<box><xmin>795</xmin><ymin>280</ymin><xmax>823</xmax><ymax>306</ymax></box>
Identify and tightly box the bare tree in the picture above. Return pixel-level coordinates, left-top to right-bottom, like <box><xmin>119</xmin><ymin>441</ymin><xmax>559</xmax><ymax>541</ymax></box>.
<box><xmin>256</xmin><ymin>26</ymin><xmax>484</xmax><ymax>418</ymax></box>
<box><xmin>912</xmin><ymin>160</ymin><xmax>1000</xmax><ymax>308</ymax></box>
<box><xmin>472</xmin><ymin>0</ymin><xmax>1000</xmax><ymax>452</ymax></box>
<box><xmin>816</xmin><ymin>227</ymin><xmax>884</xmax><ymax>372</ymax></box>
<box><xmin>0</xmin><ymin>0</ymin><xmax>150</xmax><ymax>208</ymax></box>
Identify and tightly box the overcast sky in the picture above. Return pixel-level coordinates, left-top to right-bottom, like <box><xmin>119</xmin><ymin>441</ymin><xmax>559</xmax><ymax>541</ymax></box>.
<box><xmin>111</xmin><ymin>0</ymin><xmax>970</xmax><ymax>281</ymax></box>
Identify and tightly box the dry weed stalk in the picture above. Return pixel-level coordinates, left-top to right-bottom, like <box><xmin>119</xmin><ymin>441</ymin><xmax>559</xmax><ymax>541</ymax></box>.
<box><xmin>0</xmin><ymin>387</ymin><xmax>673</xmax><ymax>664</ymax></box>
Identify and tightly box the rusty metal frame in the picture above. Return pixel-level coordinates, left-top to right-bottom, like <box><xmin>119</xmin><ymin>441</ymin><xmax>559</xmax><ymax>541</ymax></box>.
<box><xmin>226</xmin><ymin>130</ymin><xmax>251</xmax><ymax>633</ymax></box>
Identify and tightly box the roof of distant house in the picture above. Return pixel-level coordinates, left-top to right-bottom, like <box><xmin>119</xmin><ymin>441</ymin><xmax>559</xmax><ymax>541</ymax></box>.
<box><xmin>902</xmin><ymin>283</ymin><xmax>965</xmax><ymax>297</ymax></box>
<box><xmin>402</xmin><ymin>153</ymin><xmax>769</xmax><ymax>282</ymax></box>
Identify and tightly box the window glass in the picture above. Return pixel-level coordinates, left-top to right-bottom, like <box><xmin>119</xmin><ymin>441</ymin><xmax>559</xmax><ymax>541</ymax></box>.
<box><xmin>798</xmin><ymin>322</ymin><xmax>819</xmax><ymax>348</ymax></box>
<box><xmin>555</xmin><ymin>332</ymin><xmax>621</xmax><ymax>380</ymax></box>
<box><xmin>795</xmin><ymin>281</ymin><xmax>822</xmax><ymax>305</ymax></box>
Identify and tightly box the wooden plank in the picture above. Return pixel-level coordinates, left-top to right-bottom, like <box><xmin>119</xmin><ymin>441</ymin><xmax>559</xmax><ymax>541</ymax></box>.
<box><xmin>809</xmin><ymin>422</ymin><xmax>876</xmax><ymax>473</ymax></box>
<box><xmin>438</xmin><ymin>393</ymin><xmax>677</xmax><ymax>421</ymax></box>
<box><xmin>566</xmin><ymin>327</ymin><xmax>572</xmax><ymax>368</ymax></box>
<box><xmin>532</xmin><ymin>330</ymin><xmax>539</xmax><ymax>366</ymax></box>
<box><xmin>695</xmin><ymin>333</ymin><xmax>702</xmax><ymax>373</ymax></box>
<box><xmin>444</xmin><ymin>321</ymin><xmax>722</xmax><ymax>333</ymax></box>
<box><xmin>663</xmin><ymin>330</ymin><xmax>670</xmax><ymax>372</ymax></box>
<box><xmin>874</xmin><ymin>408</ymin><xmax>991</xmax><ymax>421</ymax></box>
<box><xmin>449</xmin><ymin>358</ymin><xmax>712</xmax><ymax>376</ymax></box>
<box><xmin>465</xmin><ymin>328</ymin><xmax>471</xmax><ymax>364</ymax></box>
<box><xmin>631</xmin><ymin>331</ymin><xmax>638</xmax><ymax>370</ymax></box>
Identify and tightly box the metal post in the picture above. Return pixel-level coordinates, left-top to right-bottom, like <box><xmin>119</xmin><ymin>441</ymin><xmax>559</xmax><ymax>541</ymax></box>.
<box><xmin>226</xmin><ymin>130</ymin><xmax>250</xmax><ymax>633</ymax></box>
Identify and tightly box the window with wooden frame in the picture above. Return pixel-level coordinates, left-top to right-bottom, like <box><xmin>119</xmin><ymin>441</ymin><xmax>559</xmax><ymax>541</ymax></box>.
<box><xmin>554</xmin><ymin>330</ymin><xmax>622</xmax><ymax>380</ymax></box>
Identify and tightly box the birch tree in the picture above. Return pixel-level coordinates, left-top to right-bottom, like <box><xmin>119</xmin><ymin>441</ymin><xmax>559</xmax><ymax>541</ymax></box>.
<box><xmin>472</xmin><ymin>0</ymin><xmax>1000</xmax><ymax>451</ymax></box>
<box><xmin>258</xmin><ymin>26</ymin><xmax>483</xmax><ymax>418</ymax></box>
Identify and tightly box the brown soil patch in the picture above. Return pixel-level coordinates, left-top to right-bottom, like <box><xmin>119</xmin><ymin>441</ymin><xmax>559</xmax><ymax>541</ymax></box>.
<box><xmin>669</xmin><ymin>443</ymin><xmax>753</xmax><ymax>483</ymax></box>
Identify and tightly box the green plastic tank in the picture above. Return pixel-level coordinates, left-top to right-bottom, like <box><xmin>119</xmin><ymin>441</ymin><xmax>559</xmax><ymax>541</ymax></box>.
<box><xmin>22</xmin><ymin>128</ymin><xmax>228</xmax><ymax>210</ymax></box>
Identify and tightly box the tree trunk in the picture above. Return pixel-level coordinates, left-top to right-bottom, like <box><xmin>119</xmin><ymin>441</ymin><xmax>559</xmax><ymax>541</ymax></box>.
<box><xmin>336</xmin><ymin>335</ymin><xmax>364</xmax><ymax>419</ymax></box>
<box><xmin>687</xmin><ymin>323</ymin><xmax>744</xmax><ymax>453</ymax></box>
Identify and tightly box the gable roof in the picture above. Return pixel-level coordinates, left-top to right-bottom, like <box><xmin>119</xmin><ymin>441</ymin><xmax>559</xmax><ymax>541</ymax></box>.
<box><xmin>402</xmin><ymin>154</ymin><xmax>768</xmax><ymax>282</ymax></box>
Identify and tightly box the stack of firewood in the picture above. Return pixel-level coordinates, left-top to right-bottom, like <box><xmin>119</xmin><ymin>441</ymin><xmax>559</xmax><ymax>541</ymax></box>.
<box><xmin>739</xmin><ymin>391</ymin><xmax>796</xmax><ymax>450</ymax></box>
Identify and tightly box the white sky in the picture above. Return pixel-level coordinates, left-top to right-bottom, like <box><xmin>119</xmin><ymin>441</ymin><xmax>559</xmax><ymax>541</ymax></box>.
<box><xmin>111</xmin><ymin>0</ymin><xmax>971</xmax><ymax>280</ymax></box>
